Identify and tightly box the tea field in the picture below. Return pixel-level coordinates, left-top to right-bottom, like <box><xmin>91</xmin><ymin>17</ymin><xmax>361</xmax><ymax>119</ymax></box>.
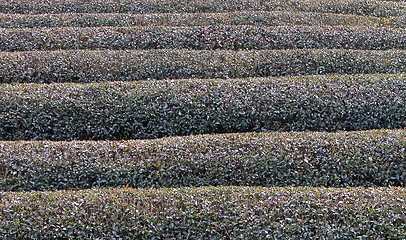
<box><xmin>0</xmin><ymin>0</ymin><xmax>405</xmax><ymax>238</ymax></box>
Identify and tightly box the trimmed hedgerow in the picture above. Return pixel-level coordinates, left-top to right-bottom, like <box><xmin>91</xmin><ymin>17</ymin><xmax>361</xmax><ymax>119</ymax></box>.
<box><xmin>0</xmin><ymin>0</ymin><xmax>404</xmax><ymax>18</ymax></box>
<box><xmin>0</xmin><ymin>74</ymin><xmax>404</xmax><ymax>142</ymax></box>
<box><xmin>0</xmin><ymin>186</ymin><xmax>405</xmax><ymax>239</ymax></box>
<box><xmin>0</xmin><ymin>11</ymin><xmax>400</xmax><ymax>28</ymax></box>
<box><xmin>1</xmin><ymin>49</ymin><xmax>406</xmax><ymax>83</ymax></box>
<box><xmin>0</xmin><ymin>130</ymin><xmax>405</xmax><ymax>191</ymax></box>
<box><xmin>1</xmin><ymin>25</ymin><xmax>406</xmax><ymax>52</ymax></box>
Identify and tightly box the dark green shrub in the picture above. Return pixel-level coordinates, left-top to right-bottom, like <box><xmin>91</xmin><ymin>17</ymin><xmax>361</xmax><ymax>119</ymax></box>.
<box><xmin>0</xmin><ymin>11</ymin><xmax>399</xmax><ymax>28</ymax></box>
<box><xmin>1</xmin><ymin>74</ymin><xmax>405</xmax><ymax>141</ymax></box>
<box><xmin>1</xmin><ymin>186</ymin><xmax>405</xmax><ymax>239</ymax></box>
<box><xmin>1</xmin><ymin>25</ymin><xmax>405</xmax><ymax>52</ymax></box>
<box><xmin>1</xmin><ymin>49</ymin><xmax>406</xmax><ymax>83</ymax></box>
<box><xmin>1</xmin><ymin>129</ymin><xmax>405</xmax><ymax>191</ymax></box>
<box><xmin>0</xmin><ymin>0</ymin><xmax>404</xmax><ymax>18</ymax></box>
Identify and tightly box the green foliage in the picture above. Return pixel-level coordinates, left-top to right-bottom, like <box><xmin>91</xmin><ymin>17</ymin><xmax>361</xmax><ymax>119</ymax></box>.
<box><xmin>1</xmin><ymin>130</ymin><xmax>405</xmax><ymax>191</ymax></box>
<box><xmin>1</xmin><ymin>0</ymin><xmax>405</xmax><ymax>238</ymax></box>
<box><xmin>0</xmin><ymin>11</ymin><xmax>400</xmax><ymax>28</ymax></box>
<box><xmin>1</xmin><ymin>49</ymin><xmax>406</xmax><ymax>83</ymax></box>
<box><xmin>0</xmin><ymin>74</ymin><xmax>405</xmax><ymax>141</ymax></box>
<box><xmin>0</xmin><ymin>0</ymin><xmax>404</xmax><ymax>18</ymax></box>
<box><xmin>1</xmin><ymin>25</ymin><xmax>405</xmax><ymax>52</ymax></box>
<box><xmin>1</xmin><ymin>186</ymin><xmax>405</xmax><ymax>239</ymax></box>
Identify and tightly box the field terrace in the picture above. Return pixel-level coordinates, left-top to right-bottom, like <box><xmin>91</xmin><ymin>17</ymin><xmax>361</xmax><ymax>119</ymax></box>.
<box><xmin>0</xmin><ymin>0</ymin><xmax>405</xmax><ymax>238</ymax></box>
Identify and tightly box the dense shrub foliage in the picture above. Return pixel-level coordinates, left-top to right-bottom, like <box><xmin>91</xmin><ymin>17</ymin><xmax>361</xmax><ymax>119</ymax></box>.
<box><xmin>0</xmin><ymin>0</ymin><xmax>404</xmax><ymax>18</ymax></box>
<box><xmin>1</xmin><ymin>186</ymin><xmax>405</xmax><ymax>239</ymax></box>
<box><xmin>1</xmin><ymin>0</ymin><xmax>405</xmax><ymax>238</ymax></box>
<box><xmin>1</xmin><ymin>49</ymin><xmax>406</xmax><ymax>83</ymax></box>
<box><xmin>0</xmin><ymin>74</ymin><xmax>404</xmax><ymax>141</ymax></box>
<box><xmin>1</xmin><ymin>25</ymin><xmax>405</xmax><ymax>52</ymax></box>
<box><xmin>0</xmin><ymin>130</ymin><xmax>405</xmax><ymax>191</ymax></box>
<box><xmin>0</xmin><ymin>11</ymin><xmax>400</xmax><ymax>28</ymax></box>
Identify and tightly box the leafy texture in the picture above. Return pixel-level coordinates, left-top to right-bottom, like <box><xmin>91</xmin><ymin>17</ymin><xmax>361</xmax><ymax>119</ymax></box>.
<box><xmin>0</xmin><ymin>74</ymin><xmax>405</xmax><ymax>141</ymax></box>
<box><xmin>0</xmin><ymin>0</ymin><xmax>404</xmax><ymax>18</ymax></box>
<box><xmin>0</xmin><ymin>130</ymin><xmax>405</xmax><ymax>191</ymax></box>
<box><xmin>1</xmin><ymin>49</ymin><xmax>406</xmax><ymax>83</ymax></box>
<box><xmin>0</xmin><ymin>11</ymin><xmax>401</xmax><ymax>28</ymax></box>
<box><xmin>1</xmin><ymin>25</ymin><xmax>406</xmax><ymax>52</ymax></box>
<box><xmin>1</xmin><ymin>0</ymin><xmax>405</xmax><ymax>238</ymax></box>
<box><xmin>1</xmin><ymin>186</ymin><xmax>405</xmax><ymax>239</ymax></box>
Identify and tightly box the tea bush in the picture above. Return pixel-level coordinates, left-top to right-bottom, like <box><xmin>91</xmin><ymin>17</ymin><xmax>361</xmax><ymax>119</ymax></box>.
<box><xmin>1</xmin><ymin>25</ymin><xmax>405</xmax><ymax>51</ymax></box>
<box><xmin>1</xmin><ymin>130</ymin><xmax>405</xmax><ymax>191</ymax></box>
<box><xmin>1</xmin><ymin>186</ymin><xmax>405</xmax><ymax>239</ymax></box>
<box><xmin>1</xmin><ymin>49</ymin><xmax>406</xmax><ymax>83</ymax></box>
<box><xmin>0</xmin><ymin>74</ymin><xmax>404</xmax><ymax>141</ymax></box>
<box><xmin>0</xmin><ymin>11</ymin><xmax>399</xmax><ymax>28</ymax></box>
<box><xmin>0</xmin><ymin>0</ymin><xmax>404</xmax><ymax>18</ymax></box>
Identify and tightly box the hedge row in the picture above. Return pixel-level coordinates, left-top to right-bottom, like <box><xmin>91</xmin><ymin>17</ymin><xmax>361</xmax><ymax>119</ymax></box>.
<box><xmin>0</xmin><ymin>0</ymin><xmax>404</xmax><ymax>18</ymax></box>
<box><xmin>0</xmin><ymin>11</ymin><xmax>399</xmax><ymax>28</ymax></box>
<box><xmin>0</xmin><ymin>74</ymin><xmax>405</xmax><ymax>141</ymax></box>
<box><xmin>1</xmin><ymin>25</ymin><xmax>405</xmax><ymax>52</ymax></box>
<box><xmin>1</xmin><ymin>49</ymin><xmax>406</xmax><ymax>83</ymax></box>
<box><xmin>1</xmin><ymin>186</ymin><xmax>405</xmax><ymax>239</ymax></box>
<box><xmin>1</xmin><ymin>130</ymin><xmax>405</xmax><ymax>191</ymax></box>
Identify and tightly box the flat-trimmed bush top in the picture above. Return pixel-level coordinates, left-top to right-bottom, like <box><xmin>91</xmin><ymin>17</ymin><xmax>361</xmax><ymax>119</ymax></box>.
<box><xmin>0</xmin><ymin>129</ymin><xmax>405</xmax><ymax>191</ymax></box>
<box><xmin>1</xmin><ymin>186</ymin><xmax>405</xmax><ymax>239</ymax></box>
<box><xmin>0</xmin><ymin>0</ymin><xmax>405</xmax><ymax>17</ymax></box>
<box><xmin>1</xmin><ymin>25</ymin><xmax>406</xmax><ymax>52</ymax></box>
<box><xmin>0</xmin><ymin>74</ymin><xmax>404</xmax><ymax>141</ymax></box>
<box><xmin>0</xmin><ymin>11</ymin><xmax>401</xmax><ymax>28</ymax></box>
<box><xmin>1</xmin><ymin>49</ymin><xmax>406</xmax><ymax>83</ymax></box>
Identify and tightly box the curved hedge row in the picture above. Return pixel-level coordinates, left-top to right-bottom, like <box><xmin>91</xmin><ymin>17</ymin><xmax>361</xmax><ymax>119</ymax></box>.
<box><xmin>0</xmin><ymin>130</ymin><xmax>405</xmax><ymax>191</ymax></box>
<box><xmin>1</xmin><ymin>49</ymin><xmax>406</xmax><ymax>83</ymax></box>
<box><xmin>1</xmin><ymin>25</ymin><xmax>405</xmax><ymax>52</ymax></box>
<box><xmin>0</xmin><ymin>0</ymin><xmax>404</xmax><ymax>18</ymax></box>
<box><xmin>1</xmin><ymin>186</ymin><xmax>405</xmax><ymax>239</ymax></box>
<box><xmin>0</xmin><ymin>11</ymin><xmax>398</xmax><ymax>28</ymax></box>
<box><xmin>0</xmin><ymin>74</ymin><xmax>404</xmax><ymax>141</ymax></box>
